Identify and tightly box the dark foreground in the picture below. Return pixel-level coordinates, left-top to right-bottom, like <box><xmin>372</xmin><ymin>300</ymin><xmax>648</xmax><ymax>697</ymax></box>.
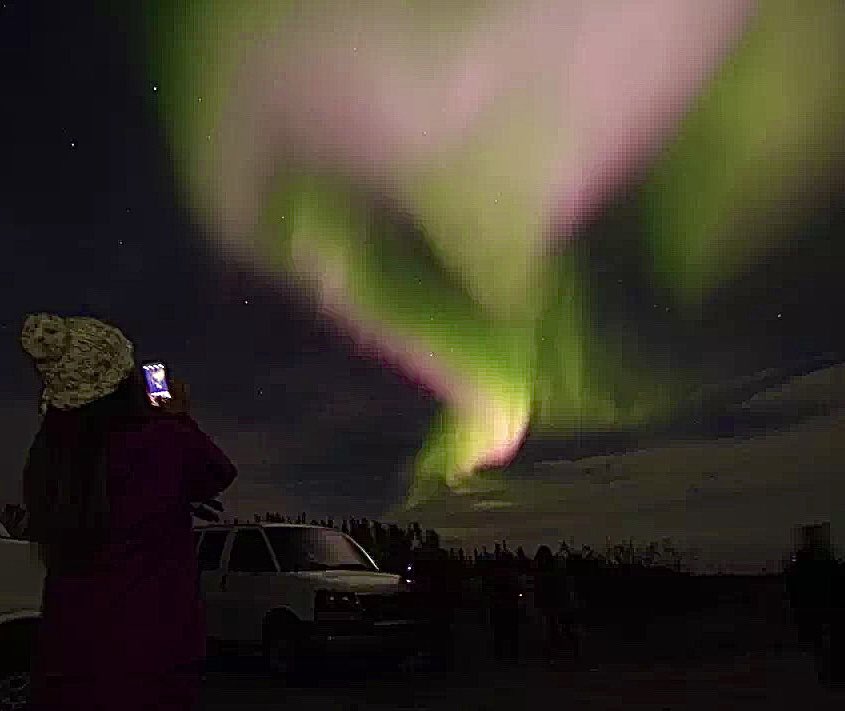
<box><xmin>200</xmin><ymin>579</ymin><xmax>845</xmax><ymax>710</ymax></box>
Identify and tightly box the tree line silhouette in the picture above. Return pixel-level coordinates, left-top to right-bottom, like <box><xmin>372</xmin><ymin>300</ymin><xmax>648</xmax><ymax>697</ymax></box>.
<box><xmin>0</xmin><ymin>501</ymin><xmax>712</xmax><ymax>575</ymax></box>
<box><xmin>217</xmin><ymin>509</ymin><xmax>698</xmax><ymax>575</ymax></box>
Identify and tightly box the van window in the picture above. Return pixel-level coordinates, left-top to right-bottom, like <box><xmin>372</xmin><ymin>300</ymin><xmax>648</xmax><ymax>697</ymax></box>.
<box><xmin>228</xmin><ymin>529</ymin><xmax>277</xmax><ymax>573</ymax></box>
<box><xmin>197</xmin><ymin>530</ymin><xmax>228</xmax><ymax>571</ymax></box>
<box><xmin>265</xmin><ymin>527</ymin><xmax>376</xmax><ymax>572</ymax></box>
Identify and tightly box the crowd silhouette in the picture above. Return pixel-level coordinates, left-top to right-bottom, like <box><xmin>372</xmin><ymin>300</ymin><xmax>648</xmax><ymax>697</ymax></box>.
<box><xmin>213</xmin><ymin>510</ymin><xmax>752</xmax><ymax>668</ymax></box>
<box><xmin>215</xmin><ymin>510</ymin><xmax>845</xmax><ymax>680</ymax></box>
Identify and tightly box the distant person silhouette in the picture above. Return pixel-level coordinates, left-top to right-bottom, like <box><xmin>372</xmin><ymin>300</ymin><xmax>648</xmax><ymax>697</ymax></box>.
<box><xmin>533</xmin><ymin>546</ymin><xmax>563</xmax><ymax>661</ymax></box>
<box><xmin>787</xmin><ymin>548</ymin><xmax>845</xmax><ymax>688</ymax></box>
<box><xmin>418</xmin><ymin>553</ymin><xmax>458</xmax><ymax>671</ymax></box>
<box><xmin>534</xmin><ymin>545</ymin><xmax>581</xmax><ymax>665</ymax></box>
<box><xmin>486</xmin><ymin>560</ymin><xmax>521</xmax><ymax>662</ymax></box>
<box><xmin>20</xmin><ymin>313</ymin><xmax>238</xmax><ymax>711</ymax></box>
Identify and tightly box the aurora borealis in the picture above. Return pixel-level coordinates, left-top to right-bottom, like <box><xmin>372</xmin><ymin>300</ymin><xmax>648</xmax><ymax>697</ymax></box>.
<box><xmin>135</xmin><ymin>0</ymin><xmax>845</xmax><ymax>505</ymax></box>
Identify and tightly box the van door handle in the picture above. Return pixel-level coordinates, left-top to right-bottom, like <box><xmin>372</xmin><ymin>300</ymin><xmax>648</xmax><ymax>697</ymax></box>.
<box><xmin>220</xmin><ymin>574</ymin><xmax>227</xmax><ymax>592</ymax></box>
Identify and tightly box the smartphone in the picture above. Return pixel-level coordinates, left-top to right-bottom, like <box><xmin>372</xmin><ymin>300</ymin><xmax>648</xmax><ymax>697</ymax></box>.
<box><xmin>141</xmin><ymin>361</ymin><xmax>172</xmax><ymax>407</ymax></box>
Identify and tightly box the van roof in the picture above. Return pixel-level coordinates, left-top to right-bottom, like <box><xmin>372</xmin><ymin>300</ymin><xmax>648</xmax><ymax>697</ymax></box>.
<box><xmin>192</xmin><ymin>522</ymin><xmax>328</xmax><ymax>531</ymax></box>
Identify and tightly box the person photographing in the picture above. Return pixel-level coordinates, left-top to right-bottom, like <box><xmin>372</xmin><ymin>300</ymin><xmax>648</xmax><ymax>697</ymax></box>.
<box><xmin>20</xmin><ymin>313</ymin><xmax>238</xmax><ymax>711</ymax></box>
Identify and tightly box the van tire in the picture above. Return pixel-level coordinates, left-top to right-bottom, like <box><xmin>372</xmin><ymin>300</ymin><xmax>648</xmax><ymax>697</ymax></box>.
<box><xmin>0</xmin><ymin>619</ymin><xmax>37</xmax><ymax>711</ymax></box>
<box><xmin>262</xmin><ymin>612</ymin><xmax>311</xmax><ymax>684</ymax></box>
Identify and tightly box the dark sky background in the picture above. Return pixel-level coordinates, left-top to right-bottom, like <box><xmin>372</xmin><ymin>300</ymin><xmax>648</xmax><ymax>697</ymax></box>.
<box><xmin>1</xmin><ymin>1</ymin><xmax>843</xmax><ymax>530</ymax></box>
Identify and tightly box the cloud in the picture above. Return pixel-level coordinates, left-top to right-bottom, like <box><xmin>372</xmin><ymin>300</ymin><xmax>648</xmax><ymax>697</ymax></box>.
<box><xmin>739</xmin><ymin>362</ymin><xmax>845</xmax><ymax>415</ymax></box>
<box><xmin>472</xmin><ymin>500</ymin><xmax>515</xmax><ymax>511</ymax></box>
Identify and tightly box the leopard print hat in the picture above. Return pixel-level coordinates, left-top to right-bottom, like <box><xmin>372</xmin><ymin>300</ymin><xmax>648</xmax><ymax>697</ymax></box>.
<box><xmin>20</xmin><ymin>313</ymin><xmax>135</xmax><ymax>414</ymax></box>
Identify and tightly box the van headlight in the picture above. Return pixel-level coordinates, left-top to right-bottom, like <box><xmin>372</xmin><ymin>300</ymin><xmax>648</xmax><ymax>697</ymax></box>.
<box><xmin>314</xmin><ymin>590</ymin><xmax>362</xmax><ymax>619</ymax></box>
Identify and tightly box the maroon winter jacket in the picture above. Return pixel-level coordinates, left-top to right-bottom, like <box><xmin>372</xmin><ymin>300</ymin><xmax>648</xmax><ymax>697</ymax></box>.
<box><xmin>32</xmin><ymin>413</ymin><xmax>237</xmax><ymax>677</ymax></box>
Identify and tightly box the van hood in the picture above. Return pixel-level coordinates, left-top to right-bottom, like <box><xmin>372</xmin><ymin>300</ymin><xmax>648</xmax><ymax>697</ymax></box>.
<box><xmin>284</xmin><ymin>569</ymin><xmax>402</xmax><ymax>593</ymax></box>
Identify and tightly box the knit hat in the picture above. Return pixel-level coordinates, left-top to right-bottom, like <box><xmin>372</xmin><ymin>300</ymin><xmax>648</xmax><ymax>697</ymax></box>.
<box><xmin>20</xmin><ymin>313</ymin><xmax>135</xmax><ymax>413</ymax></box>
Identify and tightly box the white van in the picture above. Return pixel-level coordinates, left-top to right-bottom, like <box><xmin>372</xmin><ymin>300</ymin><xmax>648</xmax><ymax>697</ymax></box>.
<box><xmin>0</xmin><ymin>522</ymin><xmax>44</xmax><ymax>709</ymax></box>
<box><xmin>193</xmin><ymin>523</ymin><xmax>427</xmax><ymax>673</ymax></box>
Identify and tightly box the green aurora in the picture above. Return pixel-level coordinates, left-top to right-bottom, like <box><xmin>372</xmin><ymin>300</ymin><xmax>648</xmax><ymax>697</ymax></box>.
<box><xmin>133</xmin><ymin>0</ymin><xmax>845</xmax><ymax>505</ymax></box>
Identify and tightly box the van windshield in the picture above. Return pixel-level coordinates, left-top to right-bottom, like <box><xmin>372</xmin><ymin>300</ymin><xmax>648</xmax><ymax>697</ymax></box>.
<box><xmin>264</xmin><ymin>527</ymin><xmax>377</xmax><ymax>573</ymax></box>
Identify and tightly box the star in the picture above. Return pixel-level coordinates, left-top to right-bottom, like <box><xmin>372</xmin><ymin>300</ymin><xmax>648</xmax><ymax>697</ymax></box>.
<box><xmin>777</xmin><ymin>312</ymin><xmax>782</xmax><ymax>319</ymax></box>
<box><xmin>70</xmin><ymin>142</ymin><xmax>76</xmax><ymax>148</ymax></box>
<box><xmin>117</xmin><ymin>240</ymin><xmax>124</xmax><ymax>247</ymax></box>
<box><xmin>244</xmin><ymin>299</ymin><xmax>250</xmax><ymax>305</ymax></box>
<box><xmin>153</xmin><ymin>85</ymin><xmax>158</xmax><ymax>92</ymax></box>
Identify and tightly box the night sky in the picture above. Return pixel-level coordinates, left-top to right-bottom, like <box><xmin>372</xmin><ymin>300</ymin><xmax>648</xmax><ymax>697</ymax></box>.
<box><xmin>0</xmin><ymin>1</ymin><xmax>438</xmax><ymax>516</ymax></box>
<box><xmin>1</xmin><ymin>1</ymin><xmax>843</xmax><ymax>557</ymax></box>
